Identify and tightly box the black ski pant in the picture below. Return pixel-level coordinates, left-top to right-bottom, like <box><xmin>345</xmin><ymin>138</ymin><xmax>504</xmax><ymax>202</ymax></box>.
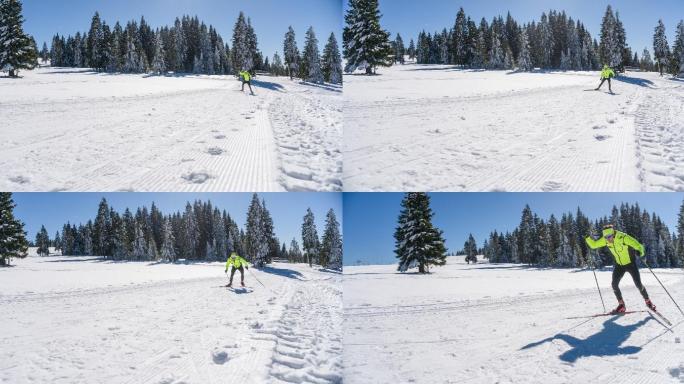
<box><xmin>229</xmin><ymin>266</ymin><xmax>245</xmax><ymax>285</ymax></box>
<box><xmin>241</xmin><ymin>80</ymin><xmax>254</xmax><ymax>93</ymax></box>
<box><xmin>612</xmin><ymin>258</ymin><xmax>648</xmax><ymax>302</ymax></box>
<box><xmin>597</xmin><ymin>78</ymin><xmax>612</xmax><ymax>92</ymax></box>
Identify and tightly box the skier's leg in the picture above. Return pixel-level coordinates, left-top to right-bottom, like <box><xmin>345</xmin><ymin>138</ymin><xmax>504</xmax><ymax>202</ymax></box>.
<box><xmin>626</xmin><ymin>263</ymin><xmax>649</xmax><ymax>300</ymax></box>
<box><xmin>229</xmin><ymin>267</ymin><xmax>237</xmax><ymax>286</ymax></box>
<box><xmin>596</xmin><ymin>79</ymin><xmax>605</xmax><ymax>90</ymax></box>
<box><xmin>248</xmin><ymin>82</ymin><xmax>254</xmax><ymax>94</ymax></box>
<box><xmin>241</xmin><ymin>81</ymin><xmax>245</xmax><ymax>91</ymax></box>
<box><xmin>239</xmin><ymin>266</ymin><xmax>245</xmax><ymax>285</ymax></box>
<box><xmin>608</xmin><ymin>78</ymin><xmax>612</xmax><ymax>93</ymax></box>
<box><xmin>612</xmin><ymin>265</ymin><xmax>627</xmax><ymax>302</ymax></box>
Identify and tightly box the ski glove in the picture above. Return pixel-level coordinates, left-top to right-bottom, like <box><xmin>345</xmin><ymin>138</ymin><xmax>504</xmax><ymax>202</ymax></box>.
<box><xmin>246</xmin><ymin>266</ymin><xmax>249</xmax><ymax>270</ymax></box>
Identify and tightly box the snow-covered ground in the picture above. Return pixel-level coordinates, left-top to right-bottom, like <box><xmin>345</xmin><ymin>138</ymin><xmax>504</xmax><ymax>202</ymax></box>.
<box><xmin>0</xmin><ymin>256</ymin><xmax>342</xmax><ymax>384</ymax></box>
<box><xmin>344</xmin><ymin>65</ymin><xmax>684</xmax><ymax>192</ymax></box>
<box><xmin>0</xmin><ymin>67</ymin><xmax>342</xmax><ymax>192</ymax></box>
<box><xmin>344</xmin><ymin>256</ymin><xmax>684</xmax><ymax>384</ymax></box>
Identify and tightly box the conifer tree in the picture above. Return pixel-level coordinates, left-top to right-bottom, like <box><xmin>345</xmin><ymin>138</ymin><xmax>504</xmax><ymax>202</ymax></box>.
<box><xmin>0</xmin><ymin>0</ymin><xmax>37</xmax><ymax>77</ymax></box>
<box><xmin>517</xmin><ymin>29</ymin><xmax>533</xmax><ymax>71</ymax></box>
<box><xmin>302</xmin><ymin>26</ymin><xmax>323</xmax><ymax>83</ymax></box>
<box><xmin>151</xmin><ymin>30</ymin><xmax>166</xmax><ymax>75</ymax></box>
<box><xmin>394</xmin><ymin>193</ymin><xmax>447</xmax><ymax>273</ymax></box>
<box><xmin>673</xmin><ymin>20</ymin><xmax>684</xmax><ymax>76</ymax></box>
<box><xmin>393</xmin><ymin>33</ymin><xmax>405</xmax><ymax>64</ymax></box>
<box><xmin>653</xmin><ymin>19</ymin><xmax>670</xmax><ymax>76</ymax></box>
<box><xmin>407</xmin><ymin>38</ymin><xmax>415</xmax><ymax>60</ymax></box>
<box><xmin>343</xmin><ymin>0</ymin><xmax>392</xmax><ymax>74</ymax></box>
<box><xmin>301</xmin><ymin>208</ymin><xmax>319</xmax><ymax>267</ymax></box>
<box><xmin>321</xmin><ymin>209</ymin><xmax>342</xmax><ymax>270</ymax></box>
<box><xmin>0</xmin><ymin>192</ymin><xmax>28</xmax><ymax>266</ymax></box>
<box><xmin>283</xmin><ymin>26</ymin><xmax>299</xmax><ymax>79</ymax></box>
<box><xmin>35</xmin><ymin>225</ymin><xmax>50</xmax><ymax>256</ymax></box>
<box><xmin>321</xmin><ymin>33</ymin><xmax>342</xmax><ymax>84</ymax></box>
<box><xmin>232</xmin><ymin>12</ymin><xmax>249</xmax><ymax>72</ymax></box>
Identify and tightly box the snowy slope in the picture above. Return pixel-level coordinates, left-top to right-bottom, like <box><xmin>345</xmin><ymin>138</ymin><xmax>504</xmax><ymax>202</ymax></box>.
<box><xmin>0</xmin><ymin>256</ymin><xmax>342</xmax><ymax>384</ymax></box>
<box><xmin>0</xmin><ymin>68</ymin><xmax>341</xmax><ymax>192</ymax></box>
<box><xmin>344</xmin><ymin>256</ymin><xmax>684</xmax><ymax>384</ymax></box>
<box><xmin>344</xmin><ymin>65</ymin><xmax>684</xmax><ymax>192</ymax></box>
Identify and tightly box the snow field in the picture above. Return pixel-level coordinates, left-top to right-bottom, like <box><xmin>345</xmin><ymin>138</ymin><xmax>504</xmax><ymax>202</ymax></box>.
<box><xmin>0</xmin><ymin>68</ymin><xmax>341</xmax><ymax>192</ymax></box>
<box><xmin>344</xmin><ymin>65</ymin><xmax>684</xmax><ymax>192</ymax></box>
<box><xmin>343</xmin><ymin>256</ymin><xmax>684</xmax><ymax>383</ymax></box>
<box><xmin>0</xmin><ymin>256</ymin><xmax>342</xmax><ymax>384</ymax></box>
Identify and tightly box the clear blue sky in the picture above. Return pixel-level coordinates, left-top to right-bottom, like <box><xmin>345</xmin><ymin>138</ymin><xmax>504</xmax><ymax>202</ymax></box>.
<box><xmin>343</xmin><ymin>193</ymin><xmax>684</xmax><ymax>266</ymax></box>
<box><xmin>23</xmin><ymin>0</ymin><xmax>342</xmax><ymax>59</ymax></box>
<box><xmin>13</xmin><ymin>192</ymin><xmax>342</xmax><ymax>247</ymax></box>
<box><xmin>351</xmin><ymin>0</ymin><xmax>684</xmax><ymax>56</ymax></box>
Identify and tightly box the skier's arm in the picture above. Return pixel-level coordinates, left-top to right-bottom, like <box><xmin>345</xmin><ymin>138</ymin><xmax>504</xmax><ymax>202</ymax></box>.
<box><xmin>623</xmin><ymin>234</ymin><xmax>645</xmax><ymax>257</ymax></box>
<box><xmin>585</xmin><ymin>235</ymin><xmax>607</xmax><ymax>249</ymax></box>
<box><xmin>240</xmin><ymin>256</ymin><xmax>250</xmax><ymax>269</ymax></box>
<box><xmin>225</xmin><ymin>259</ymin><xmax>231</xmax><ymax>272</ymax></box>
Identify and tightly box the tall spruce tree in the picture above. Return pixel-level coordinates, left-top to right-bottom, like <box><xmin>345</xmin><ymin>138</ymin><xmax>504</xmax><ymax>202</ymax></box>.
<box><xmin>321</xmin><ymin>209</ymin><xmax>342</xmax><ymax>270</ymax></box>
<box><xmin>321</xmin><ymin>32</ymin><xmax>342</xmax><ymax>84</ymax></box>
<box><xmin>302</xmin><ymin>26</ymin><xmax>323</xmax><ymax>83</ymax></box>
<box><xmin>283</xmin><ymin>26</ymin><xmax>300</xmax><ymax>79</ymax></box>
<box><xmin>653</xmin><ymin>19</ymin><xmax>670</xmax><ymax>76</ymax></box>
<box><xmin>35</xmin><ymin>225</ymin><xmax>50</xmax><ymax>256</ymax></box>
<box><xmin>301</xmin><ymin>208</ymin><xmax>319</xmax><ymax>268</ymax></box>
<box><xmin>0</xmin><ymin>0</ymin><xmax>37</xmax><ymax>77</ymax></box>
<box><xmin>394</xmin><ymin>193</ymin><xmax>447</xmax><ymax>273</ymax></box>
<box><xmin>343</xmin><ymin>0</ymin><xmax>392</xmax><ymax>74</ymax></box>
<box><xmin>0</xmin><ymin>192</ymin><xmax>28</xmax><ymax>266</ymax></box>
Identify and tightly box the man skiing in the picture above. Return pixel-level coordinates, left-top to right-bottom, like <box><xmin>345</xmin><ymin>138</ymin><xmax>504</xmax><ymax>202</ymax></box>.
<box><xmin>239</xmin><ymin>69</ymin><xmax>254</xmax><ymax>95</ymax></box>
<box><xmin>585</xmin><ymin>225</ymin><xmax>656</xmax><ymax>314</ymax></box>
<box><xmin>225</xmin><ymin>252</ymin><xmax>250</xmax><ymax>288</ymax></box>
<box><xmin>595</xmin><ymin>64</ymin><xmax>616</xmax><ymax>93</ymax></box>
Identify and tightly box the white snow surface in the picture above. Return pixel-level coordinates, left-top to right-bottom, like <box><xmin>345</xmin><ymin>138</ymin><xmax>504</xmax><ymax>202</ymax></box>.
<box><xmin>0</xmin><ymin>68</ymin><xmax>342</xmax><ymax>192</ymax></box>
<box><xmin>344</xmin><ymin>256</ymin><xmax>684</xmax><ymax>384</ymax></box>
<box><xmin>344</xmin><ymin>65</ymin><xmax>684</xmax><ymax>192</ymax></box>
<box><xmin>0</xmin><ymin>256</ymin><xmax>342</xmax><ymax>384</ymax></box>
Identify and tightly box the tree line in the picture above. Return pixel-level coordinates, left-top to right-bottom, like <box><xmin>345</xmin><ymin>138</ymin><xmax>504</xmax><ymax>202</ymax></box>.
<box><xmin>476</xmin><ymin>201</ymin><xmax>684</xmax><ymax>269</ymax></box>
<box><xmin>46</xmin><ymin>10</ymin><xmax>342</xmax><ymax>83</ymax></box>
<box><xmin>35</xmin><ymin>194</ymin><xmax>341</xmax><ymax>270</ymax></box>
<box><xmin>343</xmin><ymin>0</ymin><xmax>684</xmax><ymax>77</ymax></box>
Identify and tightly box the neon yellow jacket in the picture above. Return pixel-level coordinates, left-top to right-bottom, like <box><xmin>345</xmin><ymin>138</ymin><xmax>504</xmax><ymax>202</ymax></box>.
<box><xmin>585</xmin><ymin>230</ymin><xmax>644</xmax><ymax>266</ymax></box>
<box><xmin>225</xmin><ymin>253</ymin><xmax>249</xmax><ymax>270</ymax></box>
<box><xmin>239</xmin><ymin>70</ymin><xmax>251</xmax><ymax>81</ymax></box>
<box><xmin>601</xmin><ymin>66</ymin><xmax>615</xmax><ymax>79</ymax></box>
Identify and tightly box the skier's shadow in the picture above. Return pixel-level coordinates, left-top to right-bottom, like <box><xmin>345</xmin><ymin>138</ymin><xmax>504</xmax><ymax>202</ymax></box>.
<box><xmin>520</xmin><ymin>316</ymin><xmax>651</xmax><ymax>363</ymax></box>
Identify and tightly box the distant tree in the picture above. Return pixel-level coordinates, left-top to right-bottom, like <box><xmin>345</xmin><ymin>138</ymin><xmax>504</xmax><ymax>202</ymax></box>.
<box><xmin>0</xmin><ymin>193</ymin><xmax>29</xmax><ymax>266</ymax></box>
<box><xmin>653</xmin><ymin>19</ymin><xmax>670</xmax><ymax>76</ymax></box>
<box><xmin>464</xmin><ymin>234</ymin><xmax>478</xmax><ymax>264</ymax></box>
<box><xmin>343</xmin><ymin>0</ymin><xmax>392</xmax><ymax>74</ymax></box>
<box><xmin>35</xmin><ymin>225</ymin><xmax>50</xmax><ymax>256</ymax></box>
<box><xmin>302</xmin><ymin>26</ymin><xmax>323</xmax><ymax>83</ymax></box>
<box><xmin>283</xmin><ymin>26</ymin><xmax>300</xmax><ymax>79</ymax></box>
<box><xmin>301</xmin><ymin>208</ymin><xmax>319</xmax><ymax>267</ymax></box>
<box><xmin>395</xmin><ymin>193</ymin><xmax>447</xmax><ymax>273</ymax></box>
<box><xmin>320</xmin><ymin>209</ymin><xmax>342</xmax><ymax>270</ymax></box>
<box><xmin>322</xmin><ymin>32</ymin><xmax>342</xmax><ymax>84</ymax></box>
<box><xmin>0</xmin><ymin>0</ymin><xmax>38</xmax><ymax>77</ymax></box>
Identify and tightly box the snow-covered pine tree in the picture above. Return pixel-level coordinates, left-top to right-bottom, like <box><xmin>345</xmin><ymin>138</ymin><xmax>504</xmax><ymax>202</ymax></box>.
<box><xmin>283</xmin><ymin>26</ymin><xmax>299</xmax><ymax>79</ymax></box>
<box><xmin>599</xmin><ymin>5</ymin><xmax>620</xmax><ymax>68</ymax></box>
<box><xmin>160</xmin><ymin>218</ymin><xmax>176</xmax><ymax>262</ymax></box>
<box><xmin>673</xmin><ymin>20</ymin><xmax>684</xmax><ymax>77</ymax></box>
<box><xmin>302</xmin><ymin>26</ymin><xmax>323</xmax><ymax>83</ymax></box>
<box><xmin>245</xmin><ymin>193</ymin><xmax>267</xmax><ymax>267</ymax></box>
<box><xmin>343</xmin><ymin>0</ymin><xmax>392</xmax><ymax>74</ymax></box>
<box><xmin>560</xmin><ymin>49</ymin><xmax>572</xmax><ymax>70</ymax></box>
<box><xmin>464</xmin><ymin>234</ymin><xmax>477</xmax><ymax>264</ymax></box>
<box><xmin>517</xmin><ymin>28</ymin><xmax>533</xmax><ymax>71</ymax></box>
<box><xmin>640</xmin><ymin>47</ymin><xmax>653</xmax><ymax>72</ymax></box>
<box><xmin>538</xmin><ymin>13</ymin><xmax>552</xmax><ymax>68</ymax></box>
<box><xmin>272</xmin><ymin>51</ymin><xmax>284</xmax><ymax>76</ymax></box>
<box><xmin>407</xmin><ymin>38</ymin><xmax>415</xmax><ymax>60</ymax></box>
<box><xmin>35</xmin><ymin>225</ymin><xmax>50</xmax><ymax>256</ymax></box>
<box><xmin>301</xmin><ymin>208</ymin><xmax>319</xmax><ymax>268</ymax></box>
<box><xmin>289</xmin><ymin>238</ymin><xmax>302</xmax><ymax>263</ymax></box>
<box><xmin>322</xmin><ymin>32</ymin><xmax>342</xmax><ymax>84</ymax></box>
<box><xmin>488</xmin><ymin>33</ymin><xmax>504</xmax><ymax>69</ymax></box>
<box><xmin>677</xmin><ymin>199</ymin><xmax>684</xmax><ymax>265</ymax></box>
<box><xmin>394</xmin><ymin>193</ymin><xmax>447</xmax><ymax>273</ymax></box>
<box><xmin>321</xmin><ymin>209</ymin><xmax>342</xmax><ymax>270</ymax></box>
<box><xmin>0</xmin><ymin>192</ymin><xmax>28</xmax><ymax>266</ymax></box>
<box><xmin>39</xmin><ymin>41</ymin><xmax>48</xmax><ymax>62</ymax></box>
<box><xmin>653</xmin><ymin>19</ymin><xmax>670</xmax><ymax>76</ymax></box>
<box><xmin>393</xmin><ymin>33</ymin><xmax>404</xmax><ymax>64</ymax></box>
<box><xmin>151</xmin><ymin>30</ymin><xmax>166</xmax><ymax>75</ymax></box>
<box><xmin>132</xmin><ymin>223</ymin><xmax>147</xmax><ymax>261</ymax></box>
<box><xmin>231</xmin><ymin>12</ymin><xmax>249</xmax><ymax>72</ymax></box>
<box><xmin>452</xmin><ymin>7</ymin><xmax>468</xmax><ymax>65</ymax></box>
<box><xmin>0</xmin><ymin>0</ymin><xmax>37</xmax><ymax>77</ymax></box>
<box><xmin>260</xmin><ymin>199</ymin><xmax>276</xmax><ymax>264</ymax></box>
<box><xmin>172</xmin><ymin>18</ymin><xmax>186</xmax><ymax>72</ymax></box>
<box><xmin>245</xmin><ymin>17</ymin><xmax>258</xmax><ymax>71</ymax></box>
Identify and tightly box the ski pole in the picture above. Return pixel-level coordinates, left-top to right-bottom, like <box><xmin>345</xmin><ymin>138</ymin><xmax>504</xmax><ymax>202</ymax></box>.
<box><xmin>248</xmin><ymin>267</ymin><xmax>266</xmax><ymax>288</ymax></box>
<box><xmin>589</xmin><ymin>249</ymin><xmax>607</xmax><ymax>313</ymax></box>
<box><xmin>643</xmin><ymin>258</ymin><xmax>684</xmax><ymax>316</ymax></box>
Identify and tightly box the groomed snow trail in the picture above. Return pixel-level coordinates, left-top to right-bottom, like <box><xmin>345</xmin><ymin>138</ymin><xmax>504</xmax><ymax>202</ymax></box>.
<box><xmin>0</xmin><ymin>257</ymin><xmax>342</xmax><ymax>384</ymax></box>
<box><xmin>0</xmin><ymin>68</ymin><xmax>341</xmax><ymax>192</ymax></box>
<box><xmin>344</xmin><ymin>258</ymin><xmax>684</xmax><ymax>384</ymax></box>
<box><xmin>344</xmin><ymin>66</ymin><xmax>681</xmax><ymax>192</ymax></box>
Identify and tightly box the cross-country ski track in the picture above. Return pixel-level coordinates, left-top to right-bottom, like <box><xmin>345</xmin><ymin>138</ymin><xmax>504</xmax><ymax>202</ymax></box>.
<box><xmin>0</xmin><ymin>68</ymin><xmax>342</xmax><ymax>192</ymax></box>
<box><xmin>344</xmin><ymin>65</ymin><xmax>684</xmax><ymax>192</ymax></box>
<box><xmin>0</xmin><ymin>256</ymin><xmax>342</xmax><ymax>384</ymax></box>
<box><xmin>343</xmin><ymin>257</ymin><xmax>684</xmax><ymax>384</ymax></box>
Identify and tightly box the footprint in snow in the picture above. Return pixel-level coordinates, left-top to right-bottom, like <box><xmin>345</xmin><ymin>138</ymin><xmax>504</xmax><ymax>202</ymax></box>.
<box><xmin>594</xmin><ymin>134</ymin><xmax>611</xmax><ymax>141</ymax></box>
<box><xmin>181</xmin><ymin>172</ymin><xmax>212</xmax><ymax>184</ymax></box>
<box><xmin>211</xmin><ymin>349</ymin><xmax>230</xmax><ymax>365</ymax></box>
<box><xmin>206</xmin><ymin>147</ymin><xmax>225</xmax><ymax>156</ymax></box>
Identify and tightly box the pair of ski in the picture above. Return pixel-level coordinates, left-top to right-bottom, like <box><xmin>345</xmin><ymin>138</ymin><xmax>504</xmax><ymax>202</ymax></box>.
<box><xmin>566</xmin><ymin>309</ymin><xmax>672</xmax><ymax>326</ymax></box>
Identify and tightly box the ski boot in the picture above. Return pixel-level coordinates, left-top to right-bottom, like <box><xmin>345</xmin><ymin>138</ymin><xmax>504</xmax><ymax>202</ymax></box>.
<box><xmin>227</xmin><ymin>283</ymin><xmax>232</xmax><ymax>288</ymax></box>
<box><xmin>610</xmin><ymin>300</ymin><xmax>626</xmax><ymax>315</ymax></box>
<box><xmin>241</xmin><ymin>281</ymin><xmax>246</xmax><ymax>287</ymax></box>
<box><xmin>645</xmin><ymin>299</ymin><xmax>656</xmax><ymax>311</ymax></box>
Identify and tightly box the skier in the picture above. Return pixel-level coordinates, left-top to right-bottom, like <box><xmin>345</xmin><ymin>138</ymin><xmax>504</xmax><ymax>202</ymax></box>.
<box><xmin>239</xmin><ymin>70</ymin><xmax>254</xmax><ymax>95</ymax></box>
<box><xmin>585</xmin><ymin>225</ymin><xmax>656</xmax><ymax>314</ymax></box>
<box><xmin>225</xmin><ymin>252</ymin><xmax>250</xmax><ymax>288</ymax></box>
<box><xmin>595</xmin><ymin>64</ymin><xmax>616</xmax><ymax>93</ymax></box>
